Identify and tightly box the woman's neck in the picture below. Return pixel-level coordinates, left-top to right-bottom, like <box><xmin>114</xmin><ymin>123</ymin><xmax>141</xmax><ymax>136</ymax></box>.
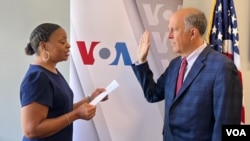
<box><xmin>33</xmin><ymin>57</ymin><xmax>57</xmax><ymax>74</ymax></box>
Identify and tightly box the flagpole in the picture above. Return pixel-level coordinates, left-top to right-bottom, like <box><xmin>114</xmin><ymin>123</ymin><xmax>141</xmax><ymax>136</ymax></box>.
<box><xmin>206</xmin><ymin>0</ymin><xmax>217</xmax><ymax>43</ymax></box>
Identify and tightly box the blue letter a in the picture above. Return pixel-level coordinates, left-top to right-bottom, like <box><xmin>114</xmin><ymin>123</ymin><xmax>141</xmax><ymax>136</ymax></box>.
<box><xmin>110</xmin><ymin>42</ymin><xmax>132</xmax><ymax>65</ymax></box>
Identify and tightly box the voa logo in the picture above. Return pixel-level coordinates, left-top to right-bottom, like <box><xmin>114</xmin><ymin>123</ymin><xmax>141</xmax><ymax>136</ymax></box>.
<box><xmin>76</xmin><ymin>41</ymin><xmax>132</xmax><ymax>66</ymax></box>
<box><xmin>226</xmin><ymin>128</ymin><xmax>246</xmax><ymax>136</ymax></box>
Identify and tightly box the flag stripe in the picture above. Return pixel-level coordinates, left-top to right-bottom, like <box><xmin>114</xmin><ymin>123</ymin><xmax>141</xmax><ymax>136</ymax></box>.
<box><xmin>207</xmin><ymin>0</ymin><xmax>245</xmax><ymax>124</ymax></box>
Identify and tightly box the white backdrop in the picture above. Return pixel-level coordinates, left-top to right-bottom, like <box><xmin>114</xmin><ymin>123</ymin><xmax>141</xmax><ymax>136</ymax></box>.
<box><xmin>70</xmin><ymin>0</ymin><xmax>182</xmax><ymax>141</ymax></box>
<box><xmin>0</xmin><ymin>0</ymin><xmax>249</xmax><ymax>141</ymax></box>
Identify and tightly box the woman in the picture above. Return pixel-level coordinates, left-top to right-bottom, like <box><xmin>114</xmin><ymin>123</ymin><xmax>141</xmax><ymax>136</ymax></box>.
<box><xmin>20</xmin><ymin>23</ymin><xmax>107</xmax><ymax>141</ymax></box>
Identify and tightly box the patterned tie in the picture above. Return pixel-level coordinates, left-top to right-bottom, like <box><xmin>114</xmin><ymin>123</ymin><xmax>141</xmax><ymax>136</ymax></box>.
<box><xmin>176</xmin><ymin>57</ymin><xmax>187</xmax><ymax>95</ymax></box>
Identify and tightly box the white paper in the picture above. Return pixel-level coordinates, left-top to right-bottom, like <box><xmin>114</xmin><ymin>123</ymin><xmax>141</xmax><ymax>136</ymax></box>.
<box><xmin>90</xmin><ymin>80</ymin><xmax>119</xmax><ymax>105</ymax></box>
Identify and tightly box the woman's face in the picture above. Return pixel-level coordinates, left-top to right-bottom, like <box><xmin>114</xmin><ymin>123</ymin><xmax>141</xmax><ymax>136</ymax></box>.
<box><xmin>45</xmin><ymin>28</ymin><xmax>71</xmax><ymax>63</ymax></box>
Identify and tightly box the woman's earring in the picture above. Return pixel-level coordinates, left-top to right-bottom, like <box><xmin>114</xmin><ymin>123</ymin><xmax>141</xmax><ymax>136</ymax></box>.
<box><xmin>43</xmin><ymin>51</ymin><xmax>50</xmax><ymax>62</ymax></box>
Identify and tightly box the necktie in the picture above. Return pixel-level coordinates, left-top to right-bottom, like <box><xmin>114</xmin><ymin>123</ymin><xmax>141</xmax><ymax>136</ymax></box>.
<box><xmin>176</xmin><ymin>57</ymin><xmax>187</xmax><ymax>95</ymax></box>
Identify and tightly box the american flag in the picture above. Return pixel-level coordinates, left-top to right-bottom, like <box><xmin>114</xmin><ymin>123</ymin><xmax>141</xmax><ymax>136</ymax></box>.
<box><xmin>207</xmin><ymin>0</ymin><xmax>244</xmax><ymax>123</ymax></box>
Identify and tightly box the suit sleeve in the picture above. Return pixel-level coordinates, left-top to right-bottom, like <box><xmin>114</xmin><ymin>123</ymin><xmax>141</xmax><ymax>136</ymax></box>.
<box><xmin>131</xmin><ymin>62</ymin><xmax>165</xmax><ymax>103</ymax></box>
<box><xmin>212</xmin><ymin>60</ymin><xmax>243</xmax><ymax>141</ymax></box>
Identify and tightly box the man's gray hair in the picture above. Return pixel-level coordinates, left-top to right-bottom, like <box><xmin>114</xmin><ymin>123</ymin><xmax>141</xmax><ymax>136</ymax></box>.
<box><xmin>184</xmin><ymin>11</ymin><xmax>207</xmax><ymax>35</ymax></box>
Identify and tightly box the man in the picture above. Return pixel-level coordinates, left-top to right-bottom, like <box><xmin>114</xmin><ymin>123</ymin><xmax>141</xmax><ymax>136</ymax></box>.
<box><xmin>131</xmin><ymin>8</ymin><xmax>242</xmax><ymax>141</ymax></box>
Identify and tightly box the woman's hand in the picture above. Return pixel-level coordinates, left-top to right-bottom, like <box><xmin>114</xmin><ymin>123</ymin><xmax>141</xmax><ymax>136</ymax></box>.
<box><xmin>76</xmin><ymin>103</ymin><xmax>97</xmax><ymax>120</ymax></box>
<box><xmin>90</xmin><ymin>88</ymin><xmax>108</xmax><ymax>102</ymax></box>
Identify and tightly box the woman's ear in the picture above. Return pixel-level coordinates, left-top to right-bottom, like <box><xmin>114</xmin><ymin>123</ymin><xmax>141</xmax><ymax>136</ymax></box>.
<box><xmin>39</xmin><ymin>41</ymin><xmax>48</xmax><ymax>51</ymax></box>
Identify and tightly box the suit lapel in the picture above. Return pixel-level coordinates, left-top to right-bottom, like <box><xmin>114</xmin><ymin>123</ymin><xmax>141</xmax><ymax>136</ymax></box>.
<box><xmin>174</xmin><ymin>46</ymin><xmax>211</xmax><ymax>100</ymax></box>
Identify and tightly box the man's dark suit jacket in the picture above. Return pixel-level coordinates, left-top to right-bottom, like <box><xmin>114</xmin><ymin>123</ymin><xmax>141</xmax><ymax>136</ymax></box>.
<box><xmin>131</xmin><ymin>45</ymin><xmax>242</xmax><ymax>141</ymax></box>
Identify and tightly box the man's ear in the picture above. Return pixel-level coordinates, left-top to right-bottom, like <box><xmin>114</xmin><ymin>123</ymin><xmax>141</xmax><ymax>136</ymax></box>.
<box><xmin>191</xmin><ymin>28</ymin><xmax>195</xmax><ymax>36</ymax></box>
<box><xmin>190</xmin><ymin>28</ymin><xmax>198</xmax><ymax>40</ymax></box>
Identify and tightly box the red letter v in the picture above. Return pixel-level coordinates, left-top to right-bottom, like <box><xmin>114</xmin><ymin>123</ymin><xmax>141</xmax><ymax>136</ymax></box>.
<box><xmin>76</xmin><ymin>41</ymin><xmax>100</xmax><ymax>65</ymax></box>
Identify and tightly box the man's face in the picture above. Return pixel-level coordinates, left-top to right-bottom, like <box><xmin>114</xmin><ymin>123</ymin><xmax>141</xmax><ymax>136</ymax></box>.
<box><xmin>168</xmin><ymin>13</ymin><xmax>192</xmax><ymax>55</ymax></box>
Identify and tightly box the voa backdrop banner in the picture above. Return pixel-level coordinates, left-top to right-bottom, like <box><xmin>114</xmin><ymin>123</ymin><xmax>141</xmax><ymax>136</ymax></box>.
<box><xmin>70</xmin><ymin>0</ymin><xmax>183</xmax><ymax>141</ymax></box>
